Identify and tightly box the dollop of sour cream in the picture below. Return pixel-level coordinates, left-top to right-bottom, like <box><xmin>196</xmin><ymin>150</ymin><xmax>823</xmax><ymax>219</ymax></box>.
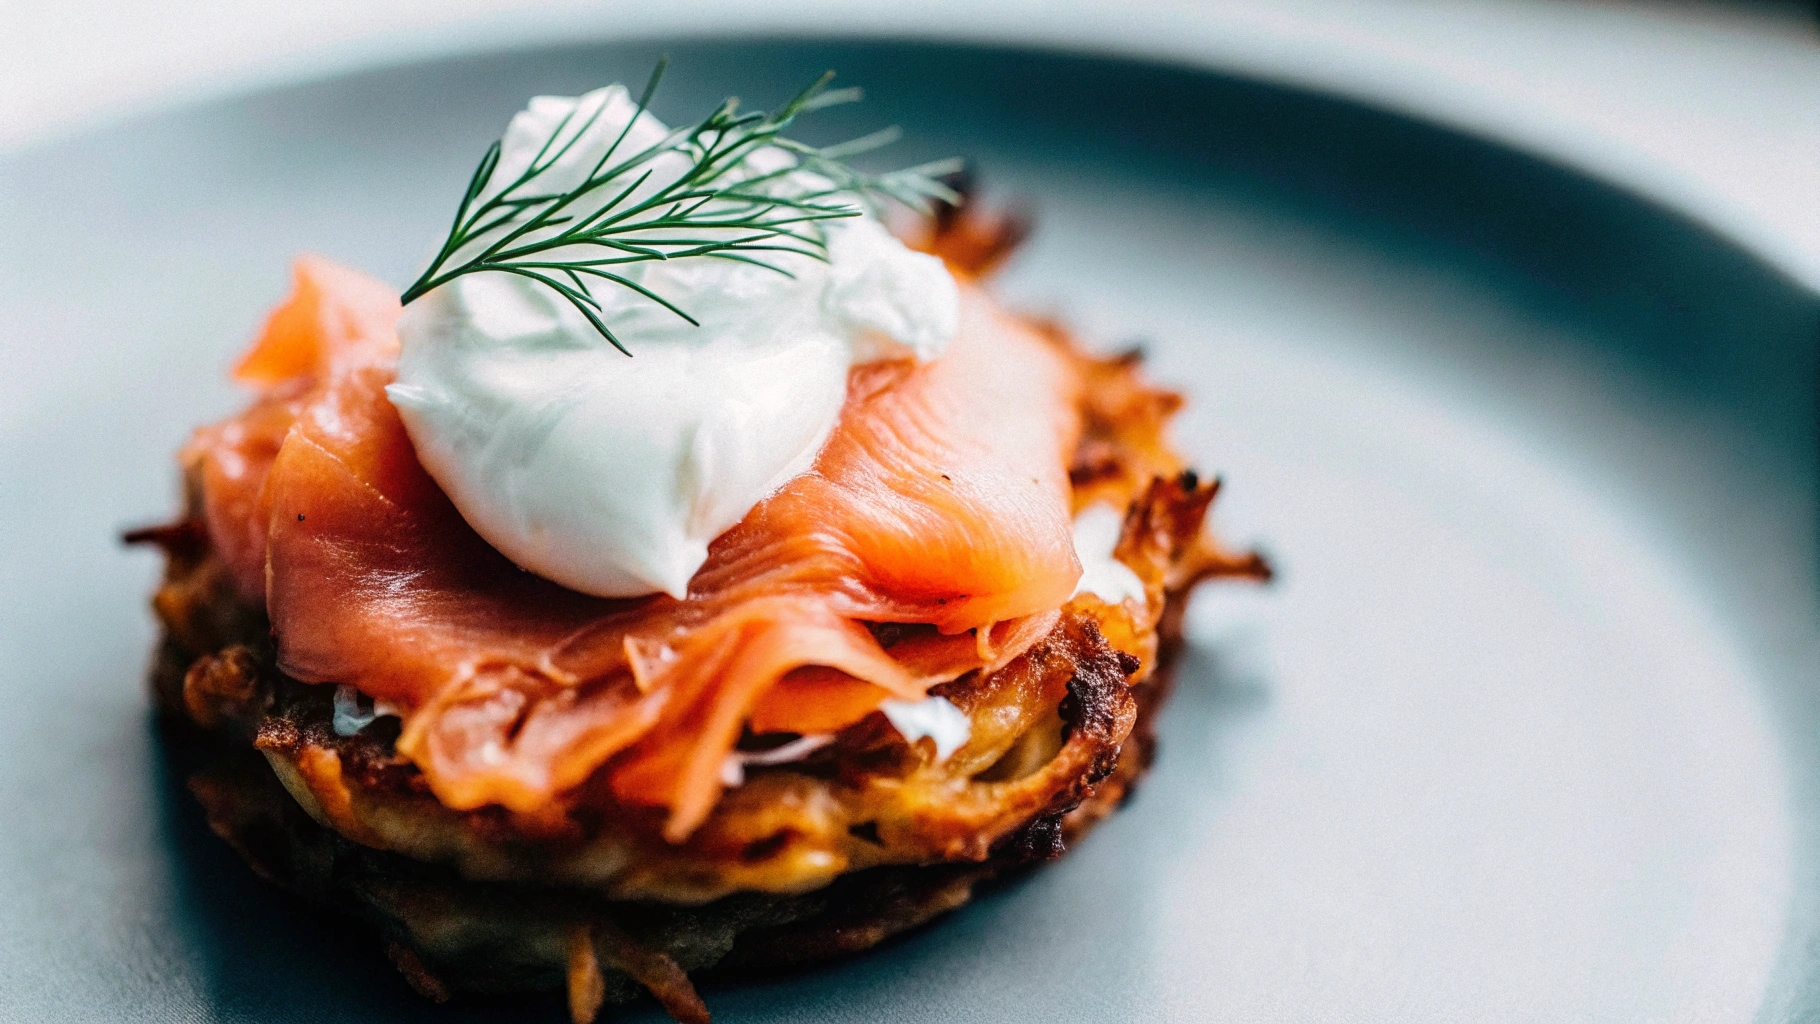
<box><xmin>388</xmin><ymin>85</ymin><xmax>959</xmax><ymax>599</ymax></box>
<box><xmin>1071</xmin><ymin>503</ymin><xmax>1147</xmax><ymax>605</ymax></box>
<box><xmin>879</xmin><ymin>696</ymin><xmax>972</xmax><ymax>761</ymax></box>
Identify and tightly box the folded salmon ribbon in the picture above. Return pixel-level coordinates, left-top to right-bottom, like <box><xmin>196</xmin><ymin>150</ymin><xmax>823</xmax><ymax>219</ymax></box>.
<box><xmin>187</xmin><ymin>256</ymin><xmax>1090</xmax><ymax>841</ymax></box>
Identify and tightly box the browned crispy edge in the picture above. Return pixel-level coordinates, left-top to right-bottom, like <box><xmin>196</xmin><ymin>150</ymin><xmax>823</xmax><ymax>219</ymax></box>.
<box><xmin>146</xmin><ymin>580</ymin><xmax>1197</xmax><ymax>1019</ymax></box>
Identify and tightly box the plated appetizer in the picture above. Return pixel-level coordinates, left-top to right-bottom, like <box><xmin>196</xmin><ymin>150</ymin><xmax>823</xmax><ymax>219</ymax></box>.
<box><xmin>131</xmin><ymin>65</ymin><xmax>1267</xmax><ymax>1022</ymax></box>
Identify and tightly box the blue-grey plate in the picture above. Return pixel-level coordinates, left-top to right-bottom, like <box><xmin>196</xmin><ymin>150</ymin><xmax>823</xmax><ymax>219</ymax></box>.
<box><xmin>2</xmin><ymin>36</ymin><xmax>1816</xmax><ymax>1023</ymax></box>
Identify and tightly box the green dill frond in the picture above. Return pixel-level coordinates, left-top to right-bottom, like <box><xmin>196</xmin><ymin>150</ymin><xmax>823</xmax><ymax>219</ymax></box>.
<box><xmin>401</xmin><ymin>58</ymin><xmax>962</xmax><ymax>355</ymax></box>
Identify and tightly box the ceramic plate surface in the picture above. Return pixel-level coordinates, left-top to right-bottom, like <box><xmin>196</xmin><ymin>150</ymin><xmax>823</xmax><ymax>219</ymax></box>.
<box><xmin>2</xmin><ymin>38</ymin><xmax>1817</xmax><ymax>1024</ymax></box>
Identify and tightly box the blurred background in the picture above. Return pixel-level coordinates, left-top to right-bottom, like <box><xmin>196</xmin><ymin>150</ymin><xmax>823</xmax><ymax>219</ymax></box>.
<box><xmin>4</xmin><ymin>2</ymin><xmax>1816</xmax><ymax>148</ymax></box>
<box><xmin>6</xmin><ymin>0</ymin><xmax>1820</xmax><ymax>289</ymax></box>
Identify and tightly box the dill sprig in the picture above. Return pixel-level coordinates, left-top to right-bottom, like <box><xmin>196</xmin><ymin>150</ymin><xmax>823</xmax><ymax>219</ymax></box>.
<box><xmin>400</xmin><ymin>58</ymin><xmax>962</xmax><ymax>355</ymax></box>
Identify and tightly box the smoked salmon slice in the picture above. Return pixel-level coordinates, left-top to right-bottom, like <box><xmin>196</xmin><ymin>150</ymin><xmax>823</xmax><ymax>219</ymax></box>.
<box><xmin>183</xmin><ymin>256</ymin><xmax>401</xmax><ymax>602</ymax></box>
<box><xmin>187</xmin><ymin>257</ymin><xmax>1085</xmax><ymax>840</ymax></box>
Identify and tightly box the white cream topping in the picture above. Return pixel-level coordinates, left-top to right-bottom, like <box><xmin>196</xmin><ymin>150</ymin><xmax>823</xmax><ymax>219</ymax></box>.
<box><xmin>716</xmin><ymin>696</ymin><xmax>972</xmax><ymax>788</ymax></box>
<box><xmin>1071</xmin><ymin>503</ymin><xmax>1147</xmax><ymax>605</ymax></box>
<box><xmin>879</xmin><ymin>696</ymin><xmax>972</xmax><ymax>761</ymax></box>
<box><xmin>389</xmin><ymin>85</ymin><xmax>959</xmax><ymax>599</ymax></box>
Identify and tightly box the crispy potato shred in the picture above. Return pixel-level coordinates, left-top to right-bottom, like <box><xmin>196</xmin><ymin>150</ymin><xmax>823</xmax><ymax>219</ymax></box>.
<box><xmin>134</xmin><ymin>192</ymin><xmax>1268</xmax><ymax>1023</ymax></box>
